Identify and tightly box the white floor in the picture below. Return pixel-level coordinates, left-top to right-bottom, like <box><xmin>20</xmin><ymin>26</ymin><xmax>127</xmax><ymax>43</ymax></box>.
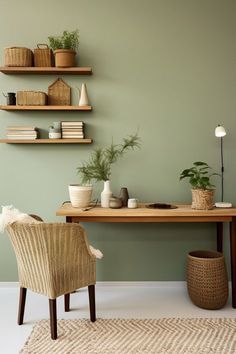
<box><xmin>1</xmin><ymin>282</ymin><xmax>236</xmax><ymax>354</ymax></box>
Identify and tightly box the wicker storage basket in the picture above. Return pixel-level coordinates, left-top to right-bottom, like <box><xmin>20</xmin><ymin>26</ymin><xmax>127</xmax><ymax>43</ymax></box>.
<box><xmin>34</xmin><ymin>44</ymin><xmax>54</xmax><ymax>67</ymax></box>
<box><xmin>17</xmin><ymin>91</ymin><xmax>47</xmax><ymax>106</ymax></box>
<box><xmin>48</xmin><ymin>78</ymin><xmax>71</xmax><ymax>105</ymax></box>
<box><xmin>191</xmin><ymin>189</ymin><xmax>214</xmax><ymax>210</ymax></box>
<box><xmin>4</xmin><ymin>47</ymin><xmax>33</xmax><ymax>67</ymax></box>
<box><xmin>187</xmin><ymin>250</ymin><xmax>228</xmax><ymax>310</ymax></box>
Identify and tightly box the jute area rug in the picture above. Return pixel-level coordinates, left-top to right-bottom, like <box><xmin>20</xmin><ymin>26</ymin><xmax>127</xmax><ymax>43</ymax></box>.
<box><xmin>20</xmin><ymin>318</ymin><xmax>236</xmax><ymax>354</ymax></box>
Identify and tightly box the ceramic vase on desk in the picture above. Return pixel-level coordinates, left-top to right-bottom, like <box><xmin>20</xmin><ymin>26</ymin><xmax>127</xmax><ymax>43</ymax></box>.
<box><xmin>119</xmin><ymin>187</ymin><xmax>129</xmax><ymax>207</ymax></box>
<box><xmin>101</xmin><ymin>180</ymin><xmax>112</xmax><ymax>208</ymax></box>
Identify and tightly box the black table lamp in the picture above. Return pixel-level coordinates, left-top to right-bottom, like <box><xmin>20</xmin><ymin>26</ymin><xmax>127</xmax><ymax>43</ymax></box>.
<box><xmin>214</xmin><ymin>124</ymin><xmax>232</xmax><ymax>208</ymax></box>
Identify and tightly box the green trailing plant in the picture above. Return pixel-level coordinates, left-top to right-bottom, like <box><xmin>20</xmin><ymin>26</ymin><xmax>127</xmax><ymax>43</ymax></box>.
<box><xmin>77</xmin><ymin>133</ymin><xmax>141</xmax><ymax>183</ymax></box>
<box><xmin>48</xmin><ymin>30</ymin><xmax>79</xmax><ymax>51</ymax></box>
<box><xmin>180</xmin><ymin>161</ymin><xmax>219</xmax><ymax>190</ymax></box>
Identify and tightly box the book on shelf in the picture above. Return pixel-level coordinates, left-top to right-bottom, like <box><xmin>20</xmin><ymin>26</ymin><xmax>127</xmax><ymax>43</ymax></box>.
<box><xmin>7</xmin><ymin>126</ymin><xmax>37</xmax><ymax>131</ymax></box>
<box><xmin>62</xmin><ymin>135</ymin><xmax>84</xmax><ymax>139</ymax></box>
<box><xmin>61</xmin><ymin>121</ymin><xmax>84</xmax><ymax>125</ymax></box>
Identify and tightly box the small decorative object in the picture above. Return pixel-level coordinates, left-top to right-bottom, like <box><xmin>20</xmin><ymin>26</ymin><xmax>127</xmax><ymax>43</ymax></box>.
<box><xmin>49</xmin><ymin>127</ymin><xmax>61</xmax><ymax>139</ymax></box>
<box><xmin>128</xmin><ymin>198</ymin><xmax>138</xmax><ymax>209</ymax></box>
<box><xmin>3</xmin><ymin>92</ymin><xmax>16</xmax><ymax>105</ymax></box>
<box><xmin>78</xmin><ymin>83</ymin><xmax>89</xmax><ymax>106</ymax></box>
<box><xmin>77</xmin><ymin>133</ymin><xmax>141</xmax><ymax>208</ymax></box>
<box><xmin>119</xmin><ymin>187</ymin><xmax>129</xmax><ymax>207</ymax></box>
<box><xmin>33</xmin><ymin>44</ymin><xmax>54</xmax><ymax>67</ymax></box>
<box><xmin>53</xmin><ymin>121</ymin><xmax>61</xmax><ymax>130</ymax></box>
<box><xmin>146</xmin><ymin>203</ymin><xmax>177</xmax><ymax>209</ymax></box>
<box><xmin>100</xmin><ymin>181</ymin><xmax>112</xmax><ymax>208</ymax></box>
<box><xmin>109</xmin><ymin>197</ymin><xmax>123</xmax><ymax>209</ymax></box>
<box><xmin>4</xmin><ymin>47</ymin><xmax>33</xmax><ymax>67</ymax></box>
<box><xmin>48</xmin><ymin>78</ymin><xmax>71</xmax><ymax>105</ymax></box>
<box><xmin>48</xmin><ymin>29</ymin><xmax>79</xmax><ymax>67</ymax></box>
<box><xmin>69</xmin><ymin>184</ymin><xmax>93</xmax><ymax>208</ymax></box>
<box><xmin>180</xmin><ymin>161</ymin><xmax>219</xmax><ymax>210</ymax></box>
<box><xmin>187</xmin><ymin>250</ymin><xmax>228</xmax><ymax>309</ymax></box>
<box><xmin>214</xmin><ymin>125</ymin><xmax>232</xmax><ymax>208</ymax></box>
<box><xmin>16</xmin><ymin>91</ymin><xmax>47</xmax><ymax>106</ymax></box>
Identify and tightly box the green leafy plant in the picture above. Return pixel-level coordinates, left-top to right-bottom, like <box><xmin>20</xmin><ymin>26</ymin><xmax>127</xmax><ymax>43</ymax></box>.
<box><xmin>48</xmin><ymin>30</ymin><xmax>79</xmax><ymax>51</ymax></box>
<box><xmin>180</xmin><ymin>161</ymin><xmax>219</xmax><ymax>190</ymax></box>
<box><xmin>77</xmin><ymin>133</ymin><xmax>141</xmax><ymax>183</ymax></box>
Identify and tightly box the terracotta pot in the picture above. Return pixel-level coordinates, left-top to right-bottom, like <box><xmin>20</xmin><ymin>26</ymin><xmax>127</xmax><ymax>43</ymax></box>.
<box><xmin>191</xmin><ymin>189</ymin><xmax>214</xmax><ymax>210</ymax></box>
<box><xmin>54</xmin><ymin>49</ymin><xmax>76</xmax><ymax>67</ymax></box>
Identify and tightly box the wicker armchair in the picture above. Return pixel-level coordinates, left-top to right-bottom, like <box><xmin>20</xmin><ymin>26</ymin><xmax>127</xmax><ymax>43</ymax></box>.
<box><xmin>6</xmin><ymin>221</ymin><xmax>96</xmax><ymax>340</ymax></box>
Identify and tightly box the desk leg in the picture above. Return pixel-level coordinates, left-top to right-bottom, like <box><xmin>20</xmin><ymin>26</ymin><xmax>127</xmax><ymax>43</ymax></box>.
<box><xmin>230</xmin><ymin>217</ymin><xmax>236</xmax><ymax>308</ymax></box>
<box><xmin>66</xmin><ymin>216</ymin><xmax>72</xmax><ymax>223</ymax></box>
<box><xmin>216</xmin><ymin>222</ymin><xmax>223</xmax><ymax>253</ymax></box>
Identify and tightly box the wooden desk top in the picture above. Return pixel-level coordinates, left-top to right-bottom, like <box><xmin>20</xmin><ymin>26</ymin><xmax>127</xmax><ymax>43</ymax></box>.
<box><xmin>56</xmin><ymin>203</ymin><xmax>236</xmax><ymax>223</ymax></box>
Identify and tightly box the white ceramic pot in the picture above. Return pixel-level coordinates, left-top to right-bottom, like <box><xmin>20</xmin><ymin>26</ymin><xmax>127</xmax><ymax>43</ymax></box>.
<box><xmin>69</xmin><ymin>184</ymin><xmax>93</xmax><ymax>208</ymax></box>
<box><xmin>101</xmin><ymin>180</ymin><xmax>112</xmax><ymax>208</ymax></box>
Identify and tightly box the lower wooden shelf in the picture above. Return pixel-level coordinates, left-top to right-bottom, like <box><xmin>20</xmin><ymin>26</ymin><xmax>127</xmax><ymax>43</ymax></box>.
<box><xmin>0</xmin><ymin>105</ymin><xmax>92</xmax><ymax>111</ymax></box>
<box><xmin>0</xmin><ymin>138</ymin><xmax>93</xmax><ymax>144</ymax></box>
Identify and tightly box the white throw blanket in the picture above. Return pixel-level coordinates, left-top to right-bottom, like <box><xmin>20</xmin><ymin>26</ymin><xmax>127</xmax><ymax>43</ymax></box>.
<box><xmin>0</xmin><ymin>205</ymin><xmax>103</xmax><ymax>259</ymax></box>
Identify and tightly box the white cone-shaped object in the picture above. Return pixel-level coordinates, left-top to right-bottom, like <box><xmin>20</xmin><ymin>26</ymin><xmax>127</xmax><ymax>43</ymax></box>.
<box><xmin>79</xmin><ymin>83</ymin><xmax>89</xmax><ymax>106</ymax></box>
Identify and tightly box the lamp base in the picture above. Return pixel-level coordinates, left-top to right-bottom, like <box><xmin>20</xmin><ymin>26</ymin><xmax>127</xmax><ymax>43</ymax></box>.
<box><xmin>215</xmin><ymin>202</ymin><xmax>232</xmax><ymax>208</ymax></box>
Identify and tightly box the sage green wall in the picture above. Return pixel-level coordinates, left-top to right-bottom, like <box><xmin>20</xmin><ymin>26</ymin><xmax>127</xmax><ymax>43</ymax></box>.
<box><xmin>0</xmin><ymin>0</ymin><xmax>235</xmax><ymax>281</ymax></box>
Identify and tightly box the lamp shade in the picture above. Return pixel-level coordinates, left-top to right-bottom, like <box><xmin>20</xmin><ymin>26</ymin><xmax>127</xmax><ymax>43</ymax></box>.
<box><xmin>215</xmin><ymin>125</ymin><xmax>226</xmax><ymax>138</ymax></box>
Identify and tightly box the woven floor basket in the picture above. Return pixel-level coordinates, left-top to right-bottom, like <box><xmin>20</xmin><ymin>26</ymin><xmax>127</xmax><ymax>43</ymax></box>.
<box><xmin>191</xmin><ymin>189</ymin><xmax>214</xmax><ymax>210</ymax></box>
<box><xmin>187</xmin><ymin>250</ymin><xmax>228</xmax><ymax>309</ymax></box>
<box><xmin>4</xmin><ymin>47</ymin><xmax>33</xmax><ymax>67</ymax></box>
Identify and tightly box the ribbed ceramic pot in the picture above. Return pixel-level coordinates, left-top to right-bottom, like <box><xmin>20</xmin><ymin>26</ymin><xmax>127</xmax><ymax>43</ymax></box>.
<box><xmin>69</xmin><ymin>184</ymin><xmax>92</xmax><ymax>208</ymax></box>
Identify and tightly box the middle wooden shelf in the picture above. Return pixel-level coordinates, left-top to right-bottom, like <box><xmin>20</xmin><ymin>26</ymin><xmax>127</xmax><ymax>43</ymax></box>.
<box><xmin>0</xmin><ymin>105</ymin><xmax>92</xmax><ymax>111</ymax></box>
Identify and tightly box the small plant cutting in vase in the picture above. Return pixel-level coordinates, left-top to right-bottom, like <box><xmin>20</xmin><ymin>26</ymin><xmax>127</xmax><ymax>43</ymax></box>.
<box><xmin>48</xmin><ymin>29</ymin><xmax>79</xmax><ymax>67</ymax></box>
<box><xmin>70</xmin><ymin>133</ymin><xmax>141</xmax><ymax>208</ymax></box>
<box><xmin>180</xmin><ymin>161</ymin><xmax>219</xmax><ymax>210</ymax></box>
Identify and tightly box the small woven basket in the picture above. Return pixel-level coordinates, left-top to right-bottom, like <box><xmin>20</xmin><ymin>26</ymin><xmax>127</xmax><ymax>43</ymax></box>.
<box><xmin>191</xmin><ymin>189</ymin><xmax>214</xmax><ymax>210</ymax></box>
<box><xmin>4</xmin><ymin>47</ymin><xmax>33</xmax><ymax>67</ymax></box>
<box><xmin>187</xmin><ymin>250</ymin><xmax>228</xmax><ymax>310</ymax></box>
<box><xmin>34</xmin><ymin>44</ymin><xmax>54</xmax><ymax>67</ymax></box>
<box><xmin>17</xmin><ymin>91</ymin><xmax>47</xmax><ymax>105</ymax></box>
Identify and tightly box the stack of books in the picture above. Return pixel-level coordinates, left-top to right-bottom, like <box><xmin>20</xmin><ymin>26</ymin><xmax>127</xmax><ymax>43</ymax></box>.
<box><xmin>61</xmin><ymin>121</ymin><xmax>84</xmax><ymax>139</ymax></box>
<box><xmin>6</xmin><ymin>126</ymin><xmax>38</xmax><ymax>140</ymax></box>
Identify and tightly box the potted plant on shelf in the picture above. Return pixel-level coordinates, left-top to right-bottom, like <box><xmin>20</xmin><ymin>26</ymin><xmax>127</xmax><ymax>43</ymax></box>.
<box><xmin>69</xmin><ymin>133</ymin><xmax>141</xmax><ymax>208</ymax></box>
<box><xmin>180</xmin><ymin>161</ymin><xmax>219</xmax><ymax>210</ymax></box>
<box><xmin>48</xmin><ymin>29</ymin><xmax>79</xmax><ymax>67</ymax></box>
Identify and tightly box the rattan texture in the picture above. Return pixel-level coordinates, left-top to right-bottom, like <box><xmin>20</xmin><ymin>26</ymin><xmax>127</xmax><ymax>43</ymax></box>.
<box><xmin>6</xmin><ymin>222</ymin><xmax>96</xmax><ymax>299</ymax></box>
<box><xmin>4</xmin><ymin>47</ymin><xmax>33</xmax><ymax>67</ymax></box>
<box><xmin>34</xmin><ymin>45</ymin><xmax>53</xmax><ymax>67</ymax></box>
<box><xmin>187</xmin><ymin>250</ymin><xmax>228</xmax><ymax>309</ymax></box>
<box><xmin>16</xmin><ymin>91</ymin><xmax>47</xmax><ymax>105</ymax></box>
<box><xmin>191</xmin><ymin>189</ymin><xmax>214</xmax><ymax>210</ymax></box>
<box><xmin>48</xmin><ymin>78</ymin><xmax>71</xmax><ymax>105</ymax></box>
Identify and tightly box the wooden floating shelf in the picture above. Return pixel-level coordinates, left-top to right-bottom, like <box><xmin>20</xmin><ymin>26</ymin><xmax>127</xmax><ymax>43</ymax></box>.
<box><xmin>0</xmin><ymin>105</ymin><xmax>92</xmax><ymax>111</ymax></box>
<box><xmin>0</xmin><ymin>138</ymin><xmax>93</xmax><ymax>144</ymax></box>
<box><xmin>0</xmin><ymin>67</ymin><xmax>92</xmax><ymax>75</ymax></box>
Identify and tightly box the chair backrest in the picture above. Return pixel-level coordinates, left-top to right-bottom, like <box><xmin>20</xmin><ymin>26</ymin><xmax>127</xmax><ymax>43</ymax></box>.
<box><xmin>6</xmin><ymin>222</ymin><xmax>96</xmax><ymax>298</ymax></box>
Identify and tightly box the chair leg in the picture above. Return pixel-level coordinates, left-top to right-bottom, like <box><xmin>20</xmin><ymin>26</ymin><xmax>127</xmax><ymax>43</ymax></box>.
<box><xmin>64</xmin><ymin>293</ymin><xmax>70</xmax><ymax>312</ymax></box>
<box><xmin>88</xmin><ymin>285</ymin><xmax>96</xmax><ymax>322</ymax></box>
<box><xmin>49</xmin><ymin>299</ymin><xmax>57</xmax><ymax>340</ymax></box>
<box><xmin>18</xmin><ymin>287</ymin><xmax>27</xmax><ymax>325</ymax></box>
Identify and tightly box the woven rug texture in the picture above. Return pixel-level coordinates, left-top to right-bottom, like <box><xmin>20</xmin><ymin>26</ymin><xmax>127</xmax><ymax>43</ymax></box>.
<box><xmin>20</xmin><ymin>318</ymin><xmax>236</xmax><ymax>354</ymax></box>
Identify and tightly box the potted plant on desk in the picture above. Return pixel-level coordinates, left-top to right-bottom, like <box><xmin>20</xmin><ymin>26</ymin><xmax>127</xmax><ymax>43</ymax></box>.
<box><xmin>70</xmin><ymin>133</ymin><xmax>141</xmax><ymax>208</ymax></box>
<box><xmin>180</xmin><ymin>161</ymin><xmax>219</xmax><ymax>210</ymax></box>
<box><xmin>48</xmin><ymin>29</ymin><xmax>79</xmax><ymax>67</ymax></box>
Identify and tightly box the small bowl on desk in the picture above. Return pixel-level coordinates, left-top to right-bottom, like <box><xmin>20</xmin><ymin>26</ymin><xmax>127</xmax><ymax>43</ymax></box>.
<box><xmin>109</xmin><ymin>197</ymin><xmax>123</xmax><ymax>209</ymax></box>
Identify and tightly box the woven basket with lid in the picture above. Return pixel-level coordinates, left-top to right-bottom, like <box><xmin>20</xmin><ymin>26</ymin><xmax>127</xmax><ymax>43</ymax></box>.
<box><xmin>187</xmin><ymin>250</ymin><xmax>228</xmax><ymax>310</ymax></box>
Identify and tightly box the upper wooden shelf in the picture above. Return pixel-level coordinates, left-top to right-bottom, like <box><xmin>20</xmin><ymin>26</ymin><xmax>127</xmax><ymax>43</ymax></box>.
<box><xmin>0</xmin><ymin>67</ymin><xmax>92</xmax><ymax>75</ymax></box>
<box><xmin>0</xmin><ymin>105</ymin><xmax>92</xmax><ymax>111</ymax></box>
<box><xmin>0</xmin><ymin>138</ymin><xmax>93</xmax><ymax>144</ymax></box>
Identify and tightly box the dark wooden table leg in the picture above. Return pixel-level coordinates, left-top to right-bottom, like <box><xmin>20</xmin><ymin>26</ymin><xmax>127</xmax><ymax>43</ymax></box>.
<box><xmin>88</xmin><ymin>285</ymin><xmax>96</xmax><ymax>322</ymax></box>
<box><xmin>18</xmin><ymin>287</ymin><xmax>27</xmax><ymax>325</ymax></box>
<box><xmin>64</xmin><ymin>293</ymin><xmax>70</xmax><ymax>312</ymax></box>
<box><xmin>230</xmin><ymin>217</ymin><xmax>236</xmax><ymax>308</ymax></box>
<box><xmin>49</xmin><ymin>299</ymin><xmax>57</xmax><ymax>340</ymax></box>
<box><xmin>217</xmin><ymin>222</ymin><xmax>223</xmax><ymax>253</ymax></box>
<box><xmin>66</xmin><ymin>216</ymin><xmax>72</xmax><ymax>223</ymax></box>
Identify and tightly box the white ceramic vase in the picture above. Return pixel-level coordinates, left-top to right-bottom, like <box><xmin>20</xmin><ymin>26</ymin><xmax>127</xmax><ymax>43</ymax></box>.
<box><xmin>69</xmin><ymin>184</ymin><xmax>93</xmax><ymax>208</ymax></box>
<box><xmin>101</xmin><ymin>180</ymin><xmax>112</xmax><ymax>208</ymax></box>
<box><xmin>79</xmin><ymin>83</ymin><xmax>89</xmax><ymax>106</ymax></box>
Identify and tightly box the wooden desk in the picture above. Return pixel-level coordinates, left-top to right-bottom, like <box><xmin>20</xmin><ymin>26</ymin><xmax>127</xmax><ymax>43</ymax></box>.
<box><xmin>56</xmin><ymin>203</ymin><xmax>236</xmax><ymax>308</ymax></box>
